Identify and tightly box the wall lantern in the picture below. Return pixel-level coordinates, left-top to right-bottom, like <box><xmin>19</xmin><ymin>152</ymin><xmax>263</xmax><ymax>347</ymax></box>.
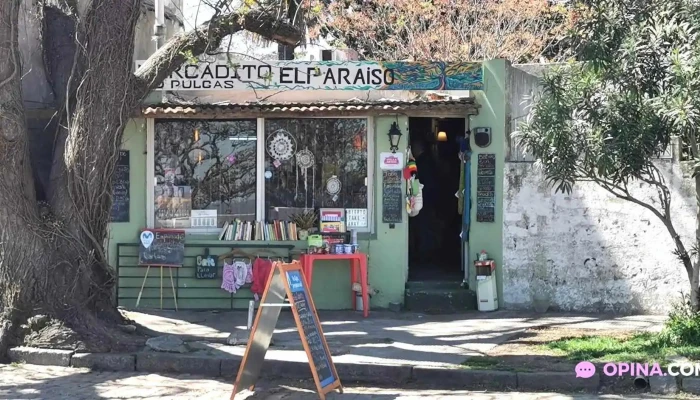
<box><xmin>436</xmin><ymin>131</ymin><xmax>448</xmax><ymax>142</ymax></box>
<box><xmin>388</xmin><ymin>122</ymin><xmax>403</xmax><ymax>153</ymax></box>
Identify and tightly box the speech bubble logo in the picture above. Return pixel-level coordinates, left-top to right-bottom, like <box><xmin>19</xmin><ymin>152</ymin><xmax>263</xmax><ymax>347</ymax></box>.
<box><xmin>575</xmin><ymin>361</ymin><xmax>596</xmax><ymax>379</ymax></box>
<box><xmin>140</xmin><ymin>231</ymin><xmax>154</xmax><ymax>249</ymax></box>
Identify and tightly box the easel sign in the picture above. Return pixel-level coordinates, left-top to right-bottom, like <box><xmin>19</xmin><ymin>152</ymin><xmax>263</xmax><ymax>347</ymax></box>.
<box><xmin>135</xmin><ymin>229</ymin><xmax>185</xmax><ymax>311</ymax></box>
<box><xmin>231</xmin><ymin>261</ymin><xmax>342</xmax><ymax>400</ymax></box>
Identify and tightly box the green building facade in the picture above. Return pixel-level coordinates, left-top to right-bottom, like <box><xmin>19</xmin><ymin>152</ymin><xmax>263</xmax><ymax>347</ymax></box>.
<box><xmin>109</xmin><ymin>59</ymin><xmax>507</xmax><ymax>311</ymax></box>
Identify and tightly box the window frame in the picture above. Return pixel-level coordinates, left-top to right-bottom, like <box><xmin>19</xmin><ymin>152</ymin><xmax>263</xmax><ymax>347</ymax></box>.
<box><xmin>146</xmin><ymin>116</ymin><xmax>375</xmax><ymax>235</ymax></box>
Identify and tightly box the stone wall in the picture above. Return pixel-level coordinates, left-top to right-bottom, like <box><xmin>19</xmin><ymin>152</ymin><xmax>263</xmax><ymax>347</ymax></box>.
<box><xmin>502</xmin><ymin>160</ymin><xmax>696</xmax><ymax>313</ymax></box>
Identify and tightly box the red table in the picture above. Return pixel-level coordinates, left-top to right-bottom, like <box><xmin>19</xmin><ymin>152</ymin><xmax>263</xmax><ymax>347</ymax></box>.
<box><xmin>299</xmin><ymin>253</ymin><xmax>369</xmax><ymax>318</ymax></box>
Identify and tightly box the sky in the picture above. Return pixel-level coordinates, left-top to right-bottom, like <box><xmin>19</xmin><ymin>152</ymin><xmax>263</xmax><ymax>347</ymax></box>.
<box><xmin>178</xmin><ymin>0</ymin><xmax>279</xmax><ymax>59</ymax></box>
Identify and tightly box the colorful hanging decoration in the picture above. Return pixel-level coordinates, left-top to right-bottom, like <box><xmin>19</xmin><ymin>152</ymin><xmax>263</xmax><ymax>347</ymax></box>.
<box><xmin>405</xmin><ymin>147</ymin><xmax>423</xmax><ymax>217</ymax></box>
<box><xmin>295</xmin><ymin>148</ymin><xmax>316</xmax><ymax>205</ymax></box>
<box><xmin>326</xmin><ymin>175</ymin><xmax>341</xmax><ymax>202</ymax></box>
<box><xmin>267</xmin><ymin>129</ymin><xmax>295</xmax><ymax>161</ymax></box>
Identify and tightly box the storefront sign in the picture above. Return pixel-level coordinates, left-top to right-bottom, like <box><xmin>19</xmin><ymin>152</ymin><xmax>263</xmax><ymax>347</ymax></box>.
<box><xmin>379</xmin><ymin>152</ymin><xmax>404</xmax><ymax>170</ymax></box>
<box><xmin>382</xmin><ymin>170</ymin><xmax>403</xmax><ymax>224</ymax></box>
<box><xmin>476</xmin><ymin>154</ymin><xmax>496</xmax><ymax>223</ymax></box>
<box><xmin>110</xmin><ymin>151</ymin><xmax>130</xmax><ymax>222</ymax></box>
<box><xmin>136</xmin><ymin>60</ymin><xmax>483</xmax><ymax>91</ymax></box>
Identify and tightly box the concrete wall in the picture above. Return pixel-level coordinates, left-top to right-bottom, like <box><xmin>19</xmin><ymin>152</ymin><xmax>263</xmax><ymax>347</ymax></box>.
<box><xmin>502</xmin><ymin>65</ymin><xmax>696</xmax><ymax>314</ymax></box>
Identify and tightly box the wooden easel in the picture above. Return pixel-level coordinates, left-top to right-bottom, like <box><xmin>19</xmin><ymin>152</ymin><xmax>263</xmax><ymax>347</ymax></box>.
<box><xmin>135</xmin><ymin>265</ymin><xmax>178</xmax><ymax>311</ymax></box>
<box><xmin>231</xmin><ymin>261</ymin><xmax>342</xmax><ymax>400</ymax></box>
<box><xmin>136</xmin><ymin>229</ymin><xmax>184</xmax><ymax>311</ymax></box>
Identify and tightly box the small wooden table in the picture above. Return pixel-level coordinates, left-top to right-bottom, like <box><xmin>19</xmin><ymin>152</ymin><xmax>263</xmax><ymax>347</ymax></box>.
<box><xmin>299</xmin><ymin>253</ymin><xmax>369</xmax><ymax>318</ymax></box>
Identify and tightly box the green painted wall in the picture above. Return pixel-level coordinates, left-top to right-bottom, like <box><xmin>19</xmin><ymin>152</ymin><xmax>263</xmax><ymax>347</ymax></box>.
<box><xmin>468</xmin><ymin>59</ymin><xmax>507</xmax><ymax>306</ymax></box>
<box><xmin>366</xmin><ymin>116</ymin><xmax>410</xmax><ymax>307</ymax></box>
<box><xmin>108</xmin><ymin>118</ymin><xmax>147</xmax><ymax>271</ymax></box>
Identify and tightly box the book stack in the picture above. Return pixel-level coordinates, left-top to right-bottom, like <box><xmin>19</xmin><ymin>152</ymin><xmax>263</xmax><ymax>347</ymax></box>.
<box><xmin>218</xmin><ymin>219</ymin><xmax>299</xmax><ymax>241</ymax></box>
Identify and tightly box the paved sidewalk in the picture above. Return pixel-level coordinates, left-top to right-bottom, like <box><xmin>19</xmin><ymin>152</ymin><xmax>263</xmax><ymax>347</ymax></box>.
<box><xmin>0</xmin><ymin>364</ymin><xmax>689</xmax><ymax>400</ymax></box>
<box><xmin>125</xmin><ymin>309</ymin><xmax>666</xmax><ymax>368</ymax></box>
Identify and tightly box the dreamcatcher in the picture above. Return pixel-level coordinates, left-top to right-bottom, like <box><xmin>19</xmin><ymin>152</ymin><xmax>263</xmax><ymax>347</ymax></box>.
<box><xmin>295</xmin><ymin>148</ymin><xmax>316</xmax><ymax>207</ymax></box>
<box><xmin>326</xmin><ymin>175</ymin><xmax>342</xmax><ymax>202</ymax></box>
<box><xmin>266</xmin><ymin>129</ymin><xmax>295</xmax><ymax>163</ymax></box>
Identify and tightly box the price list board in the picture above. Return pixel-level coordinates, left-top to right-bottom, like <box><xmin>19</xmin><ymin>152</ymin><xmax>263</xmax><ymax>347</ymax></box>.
<box><xmin>382</xmin><ymin>170</ymin><xmax>403</xmax><ymax>223</ymax></box>
<box><xmin>110</xmin><ymin>150</ymin><xmax>130</xmax><ymax>222</ymax></box>
<box><xmin>288</xmin><ymin>273</ymin><xmax>336</xmax><ymax>388</ymax></box>
<box><xmin>476</xmin><ymin>154</ymin><xmax>496</xmax><ymax>222</ymax></box>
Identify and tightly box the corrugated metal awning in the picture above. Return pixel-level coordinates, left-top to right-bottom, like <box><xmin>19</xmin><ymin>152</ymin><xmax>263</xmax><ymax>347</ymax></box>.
<box><xmin>141</xmin><ymin>98</ymin><xmax>479</xmax><ymax>118</ymax></box>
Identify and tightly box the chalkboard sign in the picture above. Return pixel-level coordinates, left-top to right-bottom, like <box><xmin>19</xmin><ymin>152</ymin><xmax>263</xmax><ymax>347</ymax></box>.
<box><xmin>287</xmin><ymin>271</ymin><xmax>336</xmax><ymax>388</ymax></box>
<box><xmin>476</xmin><ymin>154</ymin><xmax>496</xmax><ymax>223</ymax></box>
<box><xmin>195</xmin><ymin>255</ymin><xmax>217</xmax><ymax>279</ymax></box>
<box><xmin>110</xmin><ymin>150</ymin><xmax>130</xmax><ymax>222</ymax></box>
<box><xmin>232</xmin><ymin>262</ymin><xmax>342</xmax><ymax>399</ymax></box>
<box><xmin>382</xmin><ymin>170</ymin><xmax>403</xmax><ymax>223</ymax></box>
<box><xmin>138</xmin><ymin>229</ymin><xmax>185</xmax><ymax>267</ymax></box>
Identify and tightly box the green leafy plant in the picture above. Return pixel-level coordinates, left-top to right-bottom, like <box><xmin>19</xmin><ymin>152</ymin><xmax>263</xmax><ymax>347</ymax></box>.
<box><xmin>658</xmin><ymin>294</ymin><xmax>700</xmax><ymax>346</ymax></box>
<box><xmin>517</xmin><ymin>0</ymin><xmax>700</xmax><ymax>310</ymax></box>
<box><xmin>290</xmin><ymin>209</ymin><xmax>318</xmax><ymax>230</ymax></box>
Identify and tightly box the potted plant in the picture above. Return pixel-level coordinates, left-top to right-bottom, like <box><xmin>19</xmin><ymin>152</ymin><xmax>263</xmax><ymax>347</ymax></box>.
<box><xmin>290</xmin><ymin>209</ymin><xmax>317</xmax><ymax>241</ymax></box>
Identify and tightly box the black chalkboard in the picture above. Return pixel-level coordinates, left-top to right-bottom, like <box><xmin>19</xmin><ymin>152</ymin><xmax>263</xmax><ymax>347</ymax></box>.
<box><xmin>477</xmin><ymin>153</ymin><xmax>496</xmax><ymax>168</ymax></box>
<box><xmin>476</xmin><ymin>154</ymin><xmax>496</xmax><ymax>223</ymax></box>
<box><xmin>110</xmin><ymin>150</ymin><xmax>130</xmax><ymax>222</ymax></box>
<box><xmin>195</xmin><ymin>255</ymin><xmax>217</xmax><ymax>279</ymax></box>
<box><xmin>138</xmin><ymin>229</ymin><xmax>186</xmax><ymax>267</ymax></box>
<box><xmin>292</xmin><ymin>289</ymin><xmax>335</xmax><ymax>386</ymax></box>
<box><xmin>382</xmin><ymin>170</ymin><xmax>403</xmax><ymax>223</ymax></box>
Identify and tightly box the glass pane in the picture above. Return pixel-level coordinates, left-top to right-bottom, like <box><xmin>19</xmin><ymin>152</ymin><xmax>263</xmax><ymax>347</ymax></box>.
<box><xmin>154</xmin><ymin>120</ymin><xmax>257</xmax><ymax>229</ymax></box>
<box><xmin>264</xmin><ymin>118</ymin><xmax>368</xmax><ymax>221</ymax></box>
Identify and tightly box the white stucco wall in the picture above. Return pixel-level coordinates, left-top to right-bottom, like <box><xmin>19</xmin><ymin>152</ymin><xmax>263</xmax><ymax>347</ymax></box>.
<box><xmin>502</xmin><ymin>160</ymin><xmax>696</xmax><ymax>313</ymax></box>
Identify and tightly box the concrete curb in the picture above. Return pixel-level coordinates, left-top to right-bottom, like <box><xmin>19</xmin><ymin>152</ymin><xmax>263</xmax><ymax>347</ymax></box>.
<box><xmin>7</xmin><ymin>347</ymin><xmax>700</xmax><ymax>394</ymax></box>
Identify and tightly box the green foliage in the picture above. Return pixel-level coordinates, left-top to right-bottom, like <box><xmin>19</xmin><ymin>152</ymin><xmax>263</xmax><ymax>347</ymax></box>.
<box><xmin>517</xmin><ymin>0</ymin><xmax>700</xmax><ymax>193</ymax></box>
<box><xmin>658</xmin><ymin>294</ymin><xmax>700</xmax><ymax>346</ymax></box>
<box><xmin>545</xmin><ymin>297</ymin><xmax>700</xmax><ymax>363</ymax></box>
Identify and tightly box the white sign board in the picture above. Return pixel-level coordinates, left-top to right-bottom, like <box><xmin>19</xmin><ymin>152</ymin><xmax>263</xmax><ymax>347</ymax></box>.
<box><xmin>379</xmin><ymin>152</ymin><xmax>404</xmax><ymax>170</ymax></box>
<box><xmin>346</xmin><ymin>209</ymin><xmax>368</xmax><ymax>229</ymax></box>
<box><xmin>190</xmin><ymin>210</ymin><xmax>217</xmax><ymax>228</ymax></box>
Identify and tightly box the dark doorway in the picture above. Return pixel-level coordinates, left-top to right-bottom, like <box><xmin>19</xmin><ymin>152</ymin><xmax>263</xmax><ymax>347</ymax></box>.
<box><xmin>408</xmin><ymin>117</ymin><xmax>465</xmax><ymax>281</ymax></box>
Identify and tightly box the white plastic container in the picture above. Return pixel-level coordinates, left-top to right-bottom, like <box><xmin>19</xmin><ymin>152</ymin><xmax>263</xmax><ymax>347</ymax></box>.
<box><xmin>477</xmin><ymin>275</ymin><xmax>498</xmax><ymax>312</ymax></box>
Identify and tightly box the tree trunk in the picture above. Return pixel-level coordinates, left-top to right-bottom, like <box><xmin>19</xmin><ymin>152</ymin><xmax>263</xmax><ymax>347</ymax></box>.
<box><xmin>0</xmin><ymin>0</ymin><xmax>48</xmax><ymax>358</ymax></box>
<box><xmin>0</xmin><ymin>0</ymin><xmax>303</xmax><ymax>358</ymax></box>
<box><xmin>692</xmin><ymin>174</ymin><xmax>700</xmax><ymax>311</ymax></box>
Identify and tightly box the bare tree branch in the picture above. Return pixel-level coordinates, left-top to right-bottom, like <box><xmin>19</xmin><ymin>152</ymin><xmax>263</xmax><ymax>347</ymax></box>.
<box><xmin>133</xmin><ymin>9</ymin><xmax>302</xmax><ymax>95</ymax></box>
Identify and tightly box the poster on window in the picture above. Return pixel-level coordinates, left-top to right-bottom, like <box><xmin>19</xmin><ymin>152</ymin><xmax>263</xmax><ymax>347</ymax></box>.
<box><xmin>155</xmin><ymin>185</ymin><xmax>192</xmax><ymax>228</ymax></box>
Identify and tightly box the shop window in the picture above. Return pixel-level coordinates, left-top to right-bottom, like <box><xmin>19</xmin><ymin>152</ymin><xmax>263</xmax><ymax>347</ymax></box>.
<box><xmin>154</xmin><ymin>120</ymin><xmax>257</xmax><ymax>230</ymax></box>
<box><xmin>264</xmin><ymin>118</ymin><xmax>369</xmax><ymax>222</ymax></box>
